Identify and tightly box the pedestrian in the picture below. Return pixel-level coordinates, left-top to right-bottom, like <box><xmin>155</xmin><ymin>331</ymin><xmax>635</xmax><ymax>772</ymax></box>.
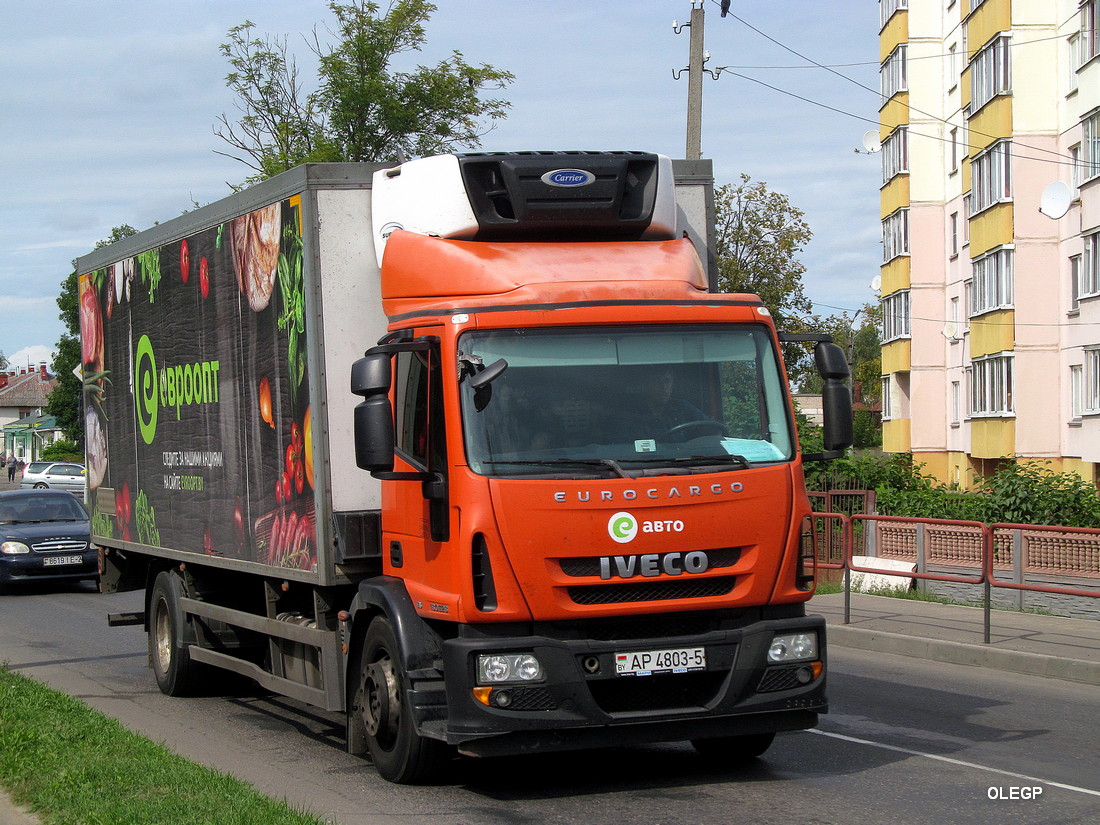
<box><xmin>7</xmin><ymin>457</ymin><xmax>17</xmax><ymax>483</ymax></box>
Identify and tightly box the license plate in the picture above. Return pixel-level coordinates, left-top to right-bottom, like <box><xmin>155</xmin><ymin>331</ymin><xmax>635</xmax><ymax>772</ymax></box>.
<box><xmin>42</xmin><ymin>555</ymin><xmax>82</xmax><ymax>567</ymax></box>
<box><xmin>615</xmin><ymin>647</ymin><xmax>706</xmax><ymax>676</ymax></box>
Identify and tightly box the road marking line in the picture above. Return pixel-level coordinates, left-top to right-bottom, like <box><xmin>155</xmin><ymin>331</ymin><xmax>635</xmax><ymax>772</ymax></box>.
<box><xmin>806</xmin><ymin>729</ymin><xmax>1100</xmax><ymax>798</ymax></box>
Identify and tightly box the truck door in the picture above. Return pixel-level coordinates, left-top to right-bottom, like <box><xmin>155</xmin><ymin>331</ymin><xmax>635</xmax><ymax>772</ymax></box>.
<box><xmin>383</xmin><ymin>332</ymin><xmax>452</xmax><ymax>598</ymax></box>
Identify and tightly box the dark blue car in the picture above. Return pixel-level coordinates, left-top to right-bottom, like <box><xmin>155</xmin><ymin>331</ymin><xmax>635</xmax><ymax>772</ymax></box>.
<box><xmin>0</xmin><ymin>489</ymin><xmax>98</xmax><ymax>591</ymax></box>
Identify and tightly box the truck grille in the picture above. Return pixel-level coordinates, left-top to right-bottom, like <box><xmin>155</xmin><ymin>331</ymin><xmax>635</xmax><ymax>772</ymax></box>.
<box><xmin>589</xmin><ymin>672</ymin><xmax>725</xmax><ymax>714</ymax></box>
<box><xmin>558</xmin><ymin>547</ymin><xmax>741</xmax><ymax>578</ymax></box>
<box><xmin>568</xmin><ymin>576</ymin><xmax>735</xmax><ymax>605</ymax></box>
<box><xmin>32</xmin><ymin>539</ymin><xmax>89</xmax><ymax>554</ymax></box>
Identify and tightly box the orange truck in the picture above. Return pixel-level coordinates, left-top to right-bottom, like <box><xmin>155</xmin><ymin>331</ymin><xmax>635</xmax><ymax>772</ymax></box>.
<box><xmin>79</xmin><ymin>152</ymin><xmax>851</xmax><ymax>783</ymax></box>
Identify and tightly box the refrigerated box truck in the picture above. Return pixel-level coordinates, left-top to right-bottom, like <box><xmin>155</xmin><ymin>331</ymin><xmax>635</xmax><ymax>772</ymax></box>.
<box><xmin>78</xmin><ymin>152</ymin><xmax>852</xmax><ymax>783</ymax></box>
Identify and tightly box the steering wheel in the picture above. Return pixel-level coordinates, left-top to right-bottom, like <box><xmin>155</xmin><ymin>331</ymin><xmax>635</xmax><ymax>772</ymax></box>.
<box><xmin>661</xmin><ymin>419</ymin><xmax>728</xmax><ymax>441</ymax></box>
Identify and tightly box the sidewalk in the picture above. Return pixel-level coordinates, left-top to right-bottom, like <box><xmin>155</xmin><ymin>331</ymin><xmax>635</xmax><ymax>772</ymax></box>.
<box><xmin>811</xmin><ymin>590</ymin><xmax>1100</xmax><ymax>685</ymax></box>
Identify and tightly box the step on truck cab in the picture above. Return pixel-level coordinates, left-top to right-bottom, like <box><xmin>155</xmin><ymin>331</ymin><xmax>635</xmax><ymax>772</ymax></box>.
<box><xmin>81</xmin><ymin>151</ymin><xmax>852</xmax><ymax>784</ymax></box>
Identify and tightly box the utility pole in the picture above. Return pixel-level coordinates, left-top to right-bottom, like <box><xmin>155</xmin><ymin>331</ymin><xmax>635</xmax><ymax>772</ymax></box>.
<box><xmin>685</xmin><ymin>2</ymin><xmax>705</xmax><ymax>160</ymax></box>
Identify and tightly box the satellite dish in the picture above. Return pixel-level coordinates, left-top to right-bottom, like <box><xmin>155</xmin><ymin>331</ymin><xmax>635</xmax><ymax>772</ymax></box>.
<box><xmin>942</xmin><ymin>321</ymin><xmax>958</xmax><ymax>341</ymax></box>
<box><xmin>1039</xmin><ymin>181</ymin><xmax>1072</xmax><ymax>220</ymax></box>
<box><xmin>861</xmin><ymin>130</ymin><xmax>882</xmax><ymax>154</ymax></box>
<box><xmin>870</xmin><ymin>275</ymin><xmax>882</xmax><ymax>292</ymax></box>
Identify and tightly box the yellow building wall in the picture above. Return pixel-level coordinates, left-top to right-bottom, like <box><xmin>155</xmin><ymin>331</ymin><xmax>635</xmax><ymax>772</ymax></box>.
<box><xmin>880</xmin><ymin>256</ymin><xmax>910</xmax><ymax>294</ymax></box>
<box><xmin>967</xmin><ymin>98</ymin><xmax>1012</xmax><ymax>154</ymax></box>
<box><xmin>880</xmin><ymin>11</ymin><xmax>907</xmax><ymax>62</ymax></box>
<box><xmin>880</xmin><ymin>175</ymin><xmax>910</xmax><ymax>218</ymax></box>
<box><xmin>882</xmin><ymin>339</ymin><xmax>911</xmax><ymax>374</ymax></box>
<box><xmin>970</xmin><ymin>418</ymin><xmax>1016</xmax><ymax>459</ymax></box>
<box><xmin>969</xmin><ymin>309</ymin><xmax>1015</xmax><ymax>357</ymax></box>
<box><xmin>967</xmin><ymin>0</ymin><xmax>1011</xmax><ymax>59</ymax></box>
<box><xmin>969</xmin><ymin>202</ymin><xmax>1013</xmax><ymax>257</ymax></box>
<box><xmin>883</xmin><ymin>418</ymin><xmax>911</xmax><ymax>453</ymax></box>
<box><xmin>880</xmin><ymin>95</ymin><xmax>910</xmax><ymax>134</ymax></box>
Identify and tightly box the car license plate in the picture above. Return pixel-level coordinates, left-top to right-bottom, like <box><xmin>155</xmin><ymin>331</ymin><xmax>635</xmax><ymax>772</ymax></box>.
<box><xmin>42</xmin><ymin>555</ymin><xmax>82</xmax><ymax>567</ymax></box>
<box><xmin>615</xmin><ymin>647</ymin><xmax>706</xmax><ymax>676</ymax></box>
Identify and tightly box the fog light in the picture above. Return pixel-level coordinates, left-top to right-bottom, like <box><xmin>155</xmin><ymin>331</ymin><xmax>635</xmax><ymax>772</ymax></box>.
<box><xmin>768</xmin><ymin>632</ymin><xmax>818</xmax><ymax>663</ymax></box>
<box><xmin>493</xmin><ymin>689</ymin><xmax>513</xmax><ymax>708</ymax></box>
<box><xmin>477</xmin><ymin>653</ymin><xmax>544</xmax><ymax>684</ymax></box>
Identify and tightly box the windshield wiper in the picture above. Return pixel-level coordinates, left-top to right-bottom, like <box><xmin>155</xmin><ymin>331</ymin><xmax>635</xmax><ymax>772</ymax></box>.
<box><xmin>485</xmin><ymin>458</ymin><xmax>631</xmax><ymax>478</ymax></box>
<box><xmin>615</xmin><ymin>454</ymin><xmax>754</xmax><ymax>471</ymax></box>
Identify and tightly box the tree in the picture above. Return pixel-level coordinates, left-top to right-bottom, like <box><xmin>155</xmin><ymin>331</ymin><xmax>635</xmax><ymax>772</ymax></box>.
<box><xmin>713</xmin><ymin>174</ymin><xmax>814</xmax><ymax>383</ymax></box>
<box><xmin>46</xmin><ymin>226</ymin><xmax>137</xmax><ymax>445</ymax></box>
<box><xmin>216</xmin><ymin>0</ymin><xmax>514</xmax><ymax>183</ymax></box>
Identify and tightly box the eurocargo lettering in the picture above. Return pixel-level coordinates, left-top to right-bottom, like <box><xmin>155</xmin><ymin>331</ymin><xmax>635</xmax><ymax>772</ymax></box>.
<box><xmin>79</xmin><ymin>152</ymin><xmax>853</xmax><ymax>784</ymax></box>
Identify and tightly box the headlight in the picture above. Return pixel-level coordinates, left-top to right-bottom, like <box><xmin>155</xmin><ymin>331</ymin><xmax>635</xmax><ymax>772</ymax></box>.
<box><xmin>477</xmin><ymin>653</ymin><xmax>544</xmax><ymax>684</ymax></box>
<box><xmin>768</xmin><ymin>632</ymin><xmax>818</xmax><ymax>663</ymax></box>
<box><xmin>1</xmin><ymin>541</ymin><xmax>31</xmax><ymax>555</ymax></box>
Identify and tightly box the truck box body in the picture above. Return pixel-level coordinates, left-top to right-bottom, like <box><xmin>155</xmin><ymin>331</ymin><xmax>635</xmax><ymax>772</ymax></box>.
<box><xmin>78</xmin><ymin>153</ymin><xmax>848</xmax><ymax>782</ymax></box>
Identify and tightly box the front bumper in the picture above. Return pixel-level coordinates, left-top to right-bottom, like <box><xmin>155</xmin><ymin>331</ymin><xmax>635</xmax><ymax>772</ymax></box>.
<box><xmin>428</xmin><ymin>609</ymin><xmax>826</xmax><ymax>757</ymax></box>
<box><xmin>0</xmin><ymin>550</ymin><xmax>100</xmax><ymax>585</ymax></box>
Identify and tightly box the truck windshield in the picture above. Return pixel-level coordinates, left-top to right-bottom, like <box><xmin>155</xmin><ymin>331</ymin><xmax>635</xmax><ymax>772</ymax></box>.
<box><xmin>459</xmin><ymin>324</ymin><xmax>795</xmax><ymax>478</ymax></box>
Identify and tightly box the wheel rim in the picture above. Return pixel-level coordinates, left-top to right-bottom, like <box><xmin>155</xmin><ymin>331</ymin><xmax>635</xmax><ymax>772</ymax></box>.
<box><xmin>362</xmin><ymin>655</ymin><xmax>400</xmax><ymax>750</ymax></box>
<box><xmin>153</xmin><ymin>598</ymin><xmax>172</xmax><ymax>675</ymax></box>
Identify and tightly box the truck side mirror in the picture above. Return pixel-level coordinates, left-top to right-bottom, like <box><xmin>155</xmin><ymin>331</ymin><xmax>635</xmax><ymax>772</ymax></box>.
<box><xmin>351</xmin><ymin>354</ymin><xmax>396</xmax><ymax>472</ymax></box>
<box><xmin>814</xmin><ymin>342</ymin><xmax>853</xmax><ymax>455</ymax></box>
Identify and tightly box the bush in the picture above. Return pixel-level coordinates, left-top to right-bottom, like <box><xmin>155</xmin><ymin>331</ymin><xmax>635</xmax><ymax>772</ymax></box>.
<box><xmin>810</xmin><ymin>453</ymin><xmax>1100</xmax><ymax>529</ymax></box>
<box><xmin>40</xmin><ymin>440</ymin><xmax>83</xmax><ymax>463</ymax></box>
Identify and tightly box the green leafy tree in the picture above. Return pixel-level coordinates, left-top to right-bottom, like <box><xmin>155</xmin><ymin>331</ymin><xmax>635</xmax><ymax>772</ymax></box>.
<box><xmin>46</xmin><ymin>226</ymin><xmax>137</xmax><ymax>445</ymax></box>
<box><xmin>713</xmin><ymin>174</ymin><xmax>814</xmax><ymax>384</ymax></box>
<box><xmin>216</xmin><ymin>0</ymin><xmax>514</xmax><ymax>183</ymax></box>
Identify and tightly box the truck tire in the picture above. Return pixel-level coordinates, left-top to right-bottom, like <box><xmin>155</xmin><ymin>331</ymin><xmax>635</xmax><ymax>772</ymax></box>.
<box><xmin>149</xmin><ymin>570</ymin><xmax>204</xmax><ymax>696</ymax></box>
<box><xmin>691</xmin><ymin>732</ymin><xmax>775</xmax><ymax>763</ymax></box>
<box><xmin>354</xmin><ymin>616</ymin><xmax>449</xmax><ymax>783</ymax></box>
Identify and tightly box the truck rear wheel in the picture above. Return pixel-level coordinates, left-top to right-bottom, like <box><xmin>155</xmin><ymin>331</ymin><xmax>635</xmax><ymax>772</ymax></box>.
<box><xmin>149</xmin><ymin>571</ymin><xmax>204</xmax><ymax>696</ymax></box>
<box><xmin>355</xmin><ymin>616</ymin><xmax>449</xmax><ymax>784</ymax></box>
<box><xmin>691</xmin><ymin>732</ymin><xmax>775</xmax><ymax>763</ymax></box>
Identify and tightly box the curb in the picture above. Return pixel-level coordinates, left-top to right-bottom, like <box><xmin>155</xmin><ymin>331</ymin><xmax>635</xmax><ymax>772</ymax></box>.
<box><xmin>828</xmin><ymin>625</ymin><xmax>1100</xmax><ymax>686</ymax></box>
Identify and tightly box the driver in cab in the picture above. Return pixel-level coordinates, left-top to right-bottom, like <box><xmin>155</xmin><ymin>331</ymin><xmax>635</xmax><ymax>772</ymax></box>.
<box><xmin>622</xmin><ymin>364</ymin><xmax>711</xmax><ymax>440</ymax></box>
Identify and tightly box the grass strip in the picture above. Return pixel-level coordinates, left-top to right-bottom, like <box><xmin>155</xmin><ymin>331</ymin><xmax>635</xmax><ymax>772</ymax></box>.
<box><xmin>0</xmin><ymin>664</ymin><xmax>327</xmax><ymax>825</ymax></box>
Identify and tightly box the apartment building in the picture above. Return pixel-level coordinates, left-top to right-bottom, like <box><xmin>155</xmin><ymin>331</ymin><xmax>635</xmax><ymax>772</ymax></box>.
<box><xmin>878</xmin><ymin>0</ymin><xmax>1100</xmax><ymax>488</ymax></box>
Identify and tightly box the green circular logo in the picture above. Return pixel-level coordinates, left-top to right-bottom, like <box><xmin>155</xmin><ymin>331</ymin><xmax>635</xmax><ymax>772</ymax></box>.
<box><xmin>135</xmin><ymin>334</ymin><xmax>159</xmax><ymax>445</ymax></box>
<box><xmin>608</xmin><ymin>512</ymin><xmax>638</xmax><ymax>544</ymax></box>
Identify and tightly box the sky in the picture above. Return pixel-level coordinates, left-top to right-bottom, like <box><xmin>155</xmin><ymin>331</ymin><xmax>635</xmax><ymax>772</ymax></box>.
<box><xmin>0</xmin><ymin>0</ymin><xmax>882</xmax><ymax>371</ymax></box>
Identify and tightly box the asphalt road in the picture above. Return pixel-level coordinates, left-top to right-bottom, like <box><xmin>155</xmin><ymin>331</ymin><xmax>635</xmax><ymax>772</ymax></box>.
<box><xmin>2</xmin><ymin>583</ymin><xmax>1099</xmax><ymax>825</ymax></box>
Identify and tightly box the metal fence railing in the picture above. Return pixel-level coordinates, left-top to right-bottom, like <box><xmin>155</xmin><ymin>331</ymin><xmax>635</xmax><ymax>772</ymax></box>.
<box><xmin>809</xmin><ymin>512</ymin><xmax>1100</xmax><ymax>644</ymax></box>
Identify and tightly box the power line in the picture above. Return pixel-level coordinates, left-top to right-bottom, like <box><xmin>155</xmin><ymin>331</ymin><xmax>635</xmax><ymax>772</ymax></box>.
<box><xmin>709</xmin><ymin>5</ymin><xmax>1082</xmax><ymax>168</ymax></box>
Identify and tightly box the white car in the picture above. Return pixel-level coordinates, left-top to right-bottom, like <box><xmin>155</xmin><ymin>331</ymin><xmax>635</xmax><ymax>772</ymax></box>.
<box><xmin>20</xmin><ymin>462</ymin><xmax>88</xmax><ymax>494</ymax></box>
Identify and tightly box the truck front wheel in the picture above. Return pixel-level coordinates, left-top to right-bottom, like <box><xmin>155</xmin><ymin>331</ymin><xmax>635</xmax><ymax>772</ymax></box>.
<box><xmin>354</xmin><ymin>616</ymin><xmax>448</xmax><ymax>784</ymax></box>
<box><xmin>149</xmin><ymin>571</ymin><xmax>203</xmax><ymax>696</ymax></box>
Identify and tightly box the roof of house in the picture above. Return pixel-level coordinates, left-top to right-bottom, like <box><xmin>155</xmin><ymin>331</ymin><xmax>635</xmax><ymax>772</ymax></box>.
<box><xmin>0</xmin><ymin>368</ymin><xmax>56</xmax><ymax>409</ymax></box>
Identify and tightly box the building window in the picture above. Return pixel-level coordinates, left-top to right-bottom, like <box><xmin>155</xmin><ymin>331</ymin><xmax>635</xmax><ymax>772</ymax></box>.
<box><xmin>1081</xmin><ymin>232</ymin><xmax>1100</xmax><ymax>301</ymax></box>
<box><xmin>882</xmin><ymin>290</ymin><xmax>911</xmax><ymax>341</ymax></box>
<box><xmin>969</xmin><ymin>247</ymin><xmax>1014</xmax><ymax>315</ymax></box>
<box><xmin>882</xmin><ymin>376</ymin><xmax>893</xmax><ymax>420</ymax></box>
<box><xmin>1071</xmin><ymin>254</ymin><xmax>1083</xmax><ymax>311</ymax></box>
<box><xmin>948</xmin><ymin>43</ymin><xmax>960</xmax><ymax>91</ymax></box>
<box><xmin>962</xmin><ymin>193</ymin><xmax>971</xmax><ymax>245</ymax></box>
<box><xmin>951</xmin><ymin>381</ymin><xmax>961</xmax><ymax>424</ymax></box>
<box><xmin>1082</xmin><ymin>111</ymin><xmax>1100</xmax><ymax>184</ymax></box>
<box><xmin>949</xmin><ymin>212</ymin><xmax>959</xmax><ymax>256</ymax></box>
<box><xmin>970</xmin><ymin>352</ymin><xmax>1014</xmax><ymax>417</ymax></box>
<box><xmin>882</xmin><ymin>208</ymin><xmax>909</xmax><ymax>261</ymax></box>
<box><xmin>1082</xmin><ymin>0</ymin><xmax>1100</xmax><ymax>65</ymax></box>
<box><xmin>971</xmin><ymin>140</ymin><xmax>1012</xmax><ymax>213</ymax></box>
<box><xmin>1071</xmin><ymin>364</ymin><xmax>1084</xmax><ymax>418</ymax></box>
<box><xmin>949</xmin><ymin>128</ymin><xmax>959</xmax><ymax>171</ymax></box>
<box><xmin>970</xmin><ymin>34</ymin><xmax>1011</xmax><ymax>113</ymax></box>
<box><xmin>882</xmin><ymin>126</ymin><xmax>908</xmax><ymax>183</ymax></box>
<box><xmin>1087</xmin><ymin>349</ymin><xmax>1100</xmax><ymax>414</ymax></box>
<box><xmin>879</xmin><ymin>0</ymin><xmax>908</xmax><ymax>29</ymax></box>
<box><xmin>881</xmin><ymin>45</ymin><xmax>908</xmax><ymax>102</ymax></box>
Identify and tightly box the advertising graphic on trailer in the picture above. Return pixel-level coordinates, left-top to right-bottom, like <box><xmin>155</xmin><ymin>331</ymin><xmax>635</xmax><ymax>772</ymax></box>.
<box><xmin>79</xmin><ymin>196</ymin><xmax>317</xmax><ymax>572</ymax></box>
